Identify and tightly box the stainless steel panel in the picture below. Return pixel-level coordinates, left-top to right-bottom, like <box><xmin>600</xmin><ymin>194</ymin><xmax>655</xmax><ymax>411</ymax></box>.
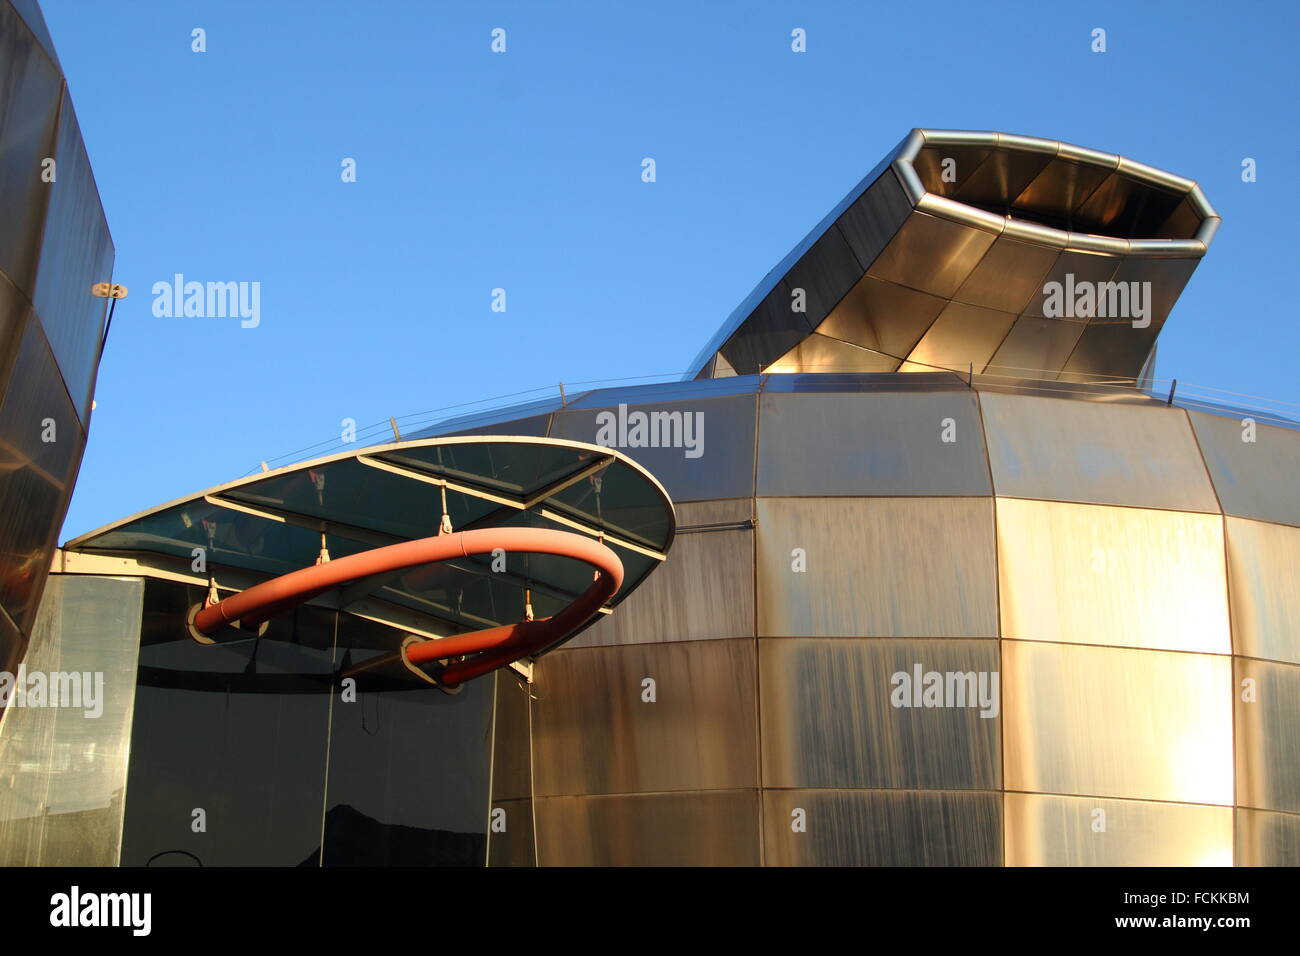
<box><xmin>534</xmin><ymin>790</ymin><xmax>760</xmax><ymax>866</ymax></box>
<box><xmin>718</xmin><ymin>282</ymin><xmax>813</xmax><ymax>375</ymax></box>
<box><xmin>0</xmin><ymin>276</ymin><xmax>28</xmax><ymax>406</ymax></box>
<box><xmin>446</xmin><ymin>413</ymin><xmax>551</xmax><ymax>438</ymax></box>
<box><xmin>1235</xmin><ymin>658</ymin><xmax>1300</xmax><ymax>813</ymax></box>
<box><xmin>912</xmin><ymin>145</ymin><xmax>995</xmax><ymax>198</ymax></box>
<box><xmin>1105</xmin><ymin>256</ymin><xmax>1199</xmax><ymax>326</ymax></box>
<box><xmin>1159</xmin><ymin>197</ymin><xmax>1203</xmax><ymax>240</ymax></box>
<box><xmin>836</xmin><ymin>167</ymin><xmax>914</xmax><ymax>268</ymax></box>
<box><xmin>763</xmin><ymin>789</ymin><xmax>1001</xmax><ymax>866</ymax></box>
<box><xmin>766</xmin><ymin>331</ymin><xmax>899</xmax><ymax>374</ymax></box>
<box><xmin>1003</xmin><ymin>641</ymin><xmax>1233</xmax><ymax>805</ymax></box>
<box><xmin>759</xmin><ymin>638</ymin><xmax>1001</xmax><ymax>789</ymax></box>
<box><xmin>491</xmin><ymin>669</ymin><xmax>532</xmax><ymax>801</ymax></box>
<box><xmin>756</xmin><ymin>497</ymin><xmax>998</xmax><ymax>638</ymax></box>
<box><xmin>0</xmin><ymin>3</ymin><xmax>62</xmax><ymax>297</ymax></box>
<box><xmin>0</xmin><ymin>575</ymin><xmax>144</xmax><ymax>865</ymax></box>
<box><xmin>817</xmin><ymin>274</ymin><xmax>947</xmax><ymax>359</ymax></box>
<box><xmin>952</xmin><ymin>147</ymin><xmax>1053</xmax><ymax>211</ymax></box>
<box><xmin>0</xmin><ymin>320</ymin><xmax>84</xmax><ymax>632</ymax></box>
<box><xmin>781</xmin><ymin>224</ymin><xmax>867</xmax><ymax>325</ymax></box>
<box><xmin>1074</xmin><ymin>171</ymin><xmax>1145</xmax><ymax>234</ymax></box>
<box><xmin>1236</xmin><ymin>808</ymin><xmax>1300</xmax><ymax>866</ymax></box>
<box><xmin>757</xmin><ymin>392</ymin><xmax>991</xmax><ymax>496</ymax></box>
<box><xmin>487</xmin><ymin>798</ymin><xmax>534</xmax><ymax>867</ymax></box>
<box><xmin>867</xmin><ymin>211</ymin><xmax>998</xmax><ymax>299</ymax></box>
<box><xmin>952</xmin><ymin>236</ymin><xmax>1061</xmax><ymax>314</ymax></box>
<box><xmin>901</xmin><ymin>301</ymin><xmax>1016</xmax><ymax>373</ymax></box>
<box><xmin>530</xmin><ymin>639</ymin><xmax>757</xmax><ymax>796</ymax></box>
<box><xmin>32</xmin><ymin>96</ymin><xmax>114</xmax><ymax>422</ymax></box>
<box><xmin>1225</xmin><ymin>516</ymin><xmax>1300</xmax><ymax>665</ymax></box>
<box><xmin>1020</xmin><ymin>250</ymin><xmax>1122</xmax><ymax>318</ymax></box>
<box><xmin>1012</xmin><ymin>158</ymin><xmax>1112</xmax><ymax>225</ymax></box>
<box><xmin>1058</xmin><ymin>319</ymin><xmax>1161</xmax><ymax>384</ymax></box>
<box><xmin>996</xmin><ymin>498</ymin><xmax>1230</xmax><ymax>654</ymax></box>
<box><xmin>551</xmin><ymin>393</ymin><xmax>756</xmax><ymax>503</ymax></box>
<box><xmin>1189</xmin><ymin>411</ymin><xmax>1300</xmax><ymax>528</ymax></box>
<box><xmin>985</xmin><ymin>315</ymin><xmax>1086</xmax><ymax>379</ymax></box>
<box><xmin>980</xmin><ymin>392</ymin><xmax>1220</xmax><ymax>512</ymax></box>
<box><xmin>569</xmin><ymin>499</ymin><xmax>754</xmax><ymax>647</ymax></box>
<box><xmin>1005</xmin><ymin>793</ymin><xmax>1233</xmax><ymax>867</ymax></box>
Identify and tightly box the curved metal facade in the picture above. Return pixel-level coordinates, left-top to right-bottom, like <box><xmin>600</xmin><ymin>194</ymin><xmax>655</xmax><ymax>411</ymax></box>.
<box><xmin>469</xmin><ymin>376</ymin><xmax>1300</xmax><ymax>866</ymax></box>
<box><xmin>0</xmin><ymin>0</ymin><xmax>115</xmax><ymax>671</ymax></box>
<box><xmin>439</xmin><ymin>130</ymin><xmax>1293</xmax><ymax>866</ymax></box>
<box><xmin>4</xmin><ymin>123</ymin><xmax>1294</xmax><ymax>868</ymax></box>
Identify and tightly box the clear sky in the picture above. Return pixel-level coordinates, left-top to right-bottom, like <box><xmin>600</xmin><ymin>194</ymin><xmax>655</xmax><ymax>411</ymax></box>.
<box><xmin>40</xmin><ymin>0</ymin><xmax>1299</xmax><ymax>538</ymax></box>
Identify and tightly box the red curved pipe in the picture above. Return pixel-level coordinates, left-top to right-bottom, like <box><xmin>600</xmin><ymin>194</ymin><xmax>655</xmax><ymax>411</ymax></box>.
<box><xmin>192</xmin><ymin>528</ymin><xmax>623</xmax><ymax>687</ymax></box>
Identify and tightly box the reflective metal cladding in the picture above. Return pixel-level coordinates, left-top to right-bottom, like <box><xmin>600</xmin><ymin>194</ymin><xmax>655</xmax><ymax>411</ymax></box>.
<box><xmin>694</xmin><ymin>129</ymin><xmax>1219</xmax><ymax>384</ymax></box>
<box><xmin>15</xmin><ymin>120</ymin><xmax>1297</xmax><ymax>869</ymax></box>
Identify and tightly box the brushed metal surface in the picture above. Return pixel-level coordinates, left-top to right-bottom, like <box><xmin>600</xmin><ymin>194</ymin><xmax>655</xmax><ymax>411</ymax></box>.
<box><xmin>757</xmin><ymin>392</ymin><xmax>991</xmax><ymax>496</ymax></box>
<box><xmin>996</xmin><ymin>498</ymin><xmax>1230</xmax><ymax>654</ymax></box>
<box><xmin>1236</xmin><ymin>808</ymin><xmax>1300</xmax><ymax>866</ymax></box>
<box><xmin>836</xmin><ymin>167</ymin><xmax>913</xmax><ymax>268</ymax></box>
<box><xmin>486</xmin><ymin>798</ymin><xmax>534</xmax><ymax>867</ymax></box>
<box><xmin>952</xmin><ymin>236</ymin><xmax>1061</xmax><ymax>314</ymax></box>
<box><xmin>759</xmin><ymin>638</ymin><xmax>1001</xmax><ymax>789</ymax></box>
<box><xmin>491</xmin><ymin>669</ymin><xmax>532</xmax><ymax>802</ymax></box>
<box><xmin>756</xmin><ymin>497</ymin><xmax>998</xmax><ymax>638</ymax></box>
<box><xmin>900</xmin><ymin>301</ymin><xmax>1017</xmax><ymax>373</ymax></box>
<box><xmin>766</xmin><ymin>331</ymin><xmax>899</xmax><ymax>374</ymax></box>
<box><xmin>1189</xmin><ymin>411</ymin><xmax>1300</xmax><ymax>528</ymax></box>
<box><xmin>1058</xmin><ymin>320</ymin><xmax>1161</xmax><ymax>385</ymax></box>
<box><xmin>1012</xmin><ymin>158</ymin><xmax>1112</xmax><ymax>224</ymax></box>
<box><xmin>1107</xmin><ymin>255</ymin><xmax>1199</xmax><ymax>325</ymax></box>
<box><xmin>985</xmin><ymin>315</ymin><xmax>1086</xmax><ymax>379</ymax></box>
<box><xmin>550</xmin><ymin>394</ymin><xmax>757</xmax><ymax>503</ymax></box>
<box><xmin>1003</xmin><ymin>641</ymin><xmax>1233</xmax><ymax>805</ymax></box>
<box><xmin>867</xmin><ymin>211</ymin><xmax>998</xmax><ymax>299</ymax></box>
<box><xmin>780</xmin><ymin>224</ymin><xmax>864</xmax><ymax>328</ymax></box>
<box><xmin>817</xmin><ymin>274</ymin><xmax>947</xmax><ymax>358</ymax></box>
<box><xmin>911</xmin><ymin>145</ymin><xmax>994</xmax><ymax>199</ymax></box>
<box><xmin>534</xmin><ymin>790</ymin><xmax>760</xmax><ymax>866</ymax></box>
<box><xmin>1019</xmin><ymin>249</ymin><xmax>1122</xmax><ymax>318</ymax></box>
<box><xmin>568</xmin><ymin>498</ymin><xmax>754</xmax><ymax>647</ymax></box>
<box><xmin>1225</xmin><ymin>516</ymin><xmax>1300</xmax><ymax>665</ymax></box>
<box><xmin>952</xmin><ymin>147</ymin><xmax>1053</xmax><ymax>211</ymax></box>
<box><xmin>1005</xmin><ymin>793</ymin><xmax>1233</xmax><ymax>867</ymax></box>
<box><xmin>1235</xmin><ymin>658</ymin><xmax>1300</xmax><ymax>814</ymax></box>
<box><xmin>980</xmin><ymin>392</ymin><xmax>1220</xmax><ymax>512</ymax></box>
<box><xmin>763</xmin><ymin>789</ymin><xmax>1001</xmax><ymax>866</ymax></box>
<box><xmin>530</xmin><ymin>638</ymin><xmax>758</xmax><ymax>796</ymax></box>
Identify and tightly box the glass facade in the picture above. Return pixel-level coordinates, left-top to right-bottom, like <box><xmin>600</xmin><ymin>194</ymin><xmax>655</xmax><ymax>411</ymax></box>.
<box><xmin>0</xmin><ymin>575</ymin><xmax>142</xmax><ymax>865</ymax></box>
<box><xmin>3</xmin><ymin>576</ymin><xmax>499</xmax><ymax>867</ymax></box>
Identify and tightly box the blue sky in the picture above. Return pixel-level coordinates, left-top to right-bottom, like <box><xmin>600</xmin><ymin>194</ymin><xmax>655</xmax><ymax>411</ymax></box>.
<box><xmin>42</xmin><ymin>0</ymin><xmax>1299</xmax><ymax>538</ymax></box>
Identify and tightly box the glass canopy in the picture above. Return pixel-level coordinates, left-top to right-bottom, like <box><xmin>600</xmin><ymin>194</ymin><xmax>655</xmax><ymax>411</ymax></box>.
<box><xmin>65</xmin><ymin>436</ymin><xmax>675</xmax><ymax>646</ymax></box>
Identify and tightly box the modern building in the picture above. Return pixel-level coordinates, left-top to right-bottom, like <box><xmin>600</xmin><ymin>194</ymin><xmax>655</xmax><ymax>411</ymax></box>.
<box><xmin>0</xmin><ymin>13</ymin><xmax>1295</xmax><ymax>865</ymax></box>
<box><xmin>0</xmin><ymin>0</ymin><xmax>117</xmax><ymax>676</ymax></box>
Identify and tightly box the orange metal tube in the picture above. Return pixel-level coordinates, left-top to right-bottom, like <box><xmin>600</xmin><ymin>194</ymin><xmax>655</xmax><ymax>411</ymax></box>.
<box><xmin>192</xmin><ymin>528</ymin><xmax>623</xmax><ymax>687</ymax></box>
